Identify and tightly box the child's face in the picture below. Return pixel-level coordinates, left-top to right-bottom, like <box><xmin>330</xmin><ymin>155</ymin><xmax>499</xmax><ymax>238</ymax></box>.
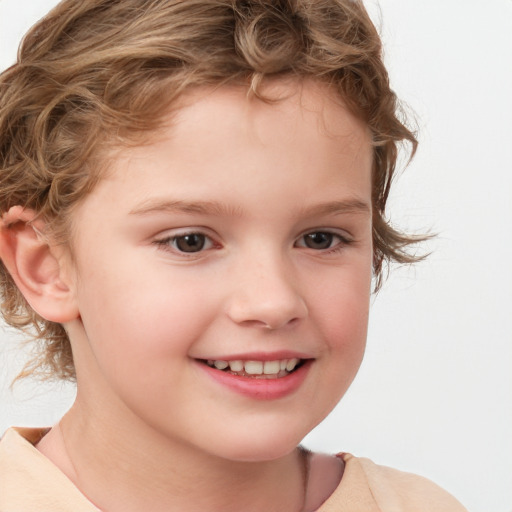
<box><xmin>64</xmin><ymin>80</ymin><xmax>373</xmax><ymax>461</ymax></box>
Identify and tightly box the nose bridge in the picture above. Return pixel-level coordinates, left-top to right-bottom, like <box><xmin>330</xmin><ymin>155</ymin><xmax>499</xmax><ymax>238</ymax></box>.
<box><xmin>226</xmin><ymin>244</ymin><xmax>307</xmax><ymax>329</ymax></box>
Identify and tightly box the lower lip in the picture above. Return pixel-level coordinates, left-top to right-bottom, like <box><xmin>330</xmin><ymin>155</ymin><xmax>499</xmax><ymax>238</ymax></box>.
<box><xmin>197</xmin><ymin>360</ymin><xmax>312</xmax><ymax>400</ymax></box>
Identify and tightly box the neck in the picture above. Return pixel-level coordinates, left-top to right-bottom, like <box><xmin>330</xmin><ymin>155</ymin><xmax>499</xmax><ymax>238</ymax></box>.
<box><xmin>38</xmin><ymin>398</ymin><xmax>308</xmax><ymax>512</ymax></box>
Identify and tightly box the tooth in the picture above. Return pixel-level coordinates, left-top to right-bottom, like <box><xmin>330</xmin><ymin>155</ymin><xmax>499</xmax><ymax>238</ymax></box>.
<box><xmin>263</xmin><ymin>361</ymin><xmax>280</xmax><ymax>375</ymax></box>
<box><xmin>229</xmin><ymin>360</ymin><xmax>244</xmax><ymax>372</ymax></box>
<box><xmin>280</xmin><ymin>360</ymin><xmax>287</xmax><ymax>371</ymax></box>
<box><xmin>214</xmin><ymin>360</ymin><xmax>229</xmax><ymax>370</ymax></box>
<box><xmin>244</xmin><ymin>361</ymin><xmax>263</xmax><ymax>375</ymax></box>
<box><xmin>286</xmin><ymin>358</ymin><xmax>300</xmax><ymax>372</ymax></box>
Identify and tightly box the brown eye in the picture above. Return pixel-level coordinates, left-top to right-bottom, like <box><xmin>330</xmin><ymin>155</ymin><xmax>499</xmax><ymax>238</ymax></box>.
<box><xmin>174</xmin><ymin>234</ymin><xmax>206</xmax><ymax>252</ymax></box>
<box><xmin>303</xmin><ymin>232</ymin><xmax>334</xmax><ymax>250</ymax></box>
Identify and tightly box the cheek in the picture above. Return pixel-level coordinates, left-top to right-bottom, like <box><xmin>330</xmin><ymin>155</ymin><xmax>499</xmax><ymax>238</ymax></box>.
<box><xmin>310</xmin><ymin>261</ymin><xmax>371</xmax><ymax>342</ymax></box>
<box><xmin>321</xmin><ymin>298</ymin><xmax>368</xmax><ymax>379</ymax></box>
<box><xmin>74</xmin><ymin>262</ymin><xmax>218</xmax><ymax>375</ymax></box>
<box><xmin>297</xmin><ymin>267</ymin><xmax>370</xmax><ymax>431</ymax></box>
<box><xmin>307</xmin><ymin>262</ymin><xmax>371</xmax><ymax>390</ymax></box>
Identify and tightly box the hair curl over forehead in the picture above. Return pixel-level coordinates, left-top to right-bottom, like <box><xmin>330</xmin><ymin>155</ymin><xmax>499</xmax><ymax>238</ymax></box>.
<box><xmin>0</xmin><ymin>0</ymin><xmax>422</xmax><ymax>380</ymax></box>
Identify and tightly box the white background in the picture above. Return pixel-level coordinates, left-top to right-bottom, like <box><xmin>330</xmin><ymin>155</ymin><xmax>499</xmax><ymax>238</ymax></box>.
<box><xmin>1</xmin><ymin>1</ymin><xmax>511</xmax><ymax>511</ymax></box>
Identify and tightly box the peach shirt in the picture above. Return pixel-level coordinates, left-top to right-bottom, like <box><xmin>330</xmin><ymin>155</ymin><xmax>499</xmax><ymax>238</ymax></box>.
<box><xmin>0</xmin><ymin>428</ymin><xmax>468</xmax><ymax>512</ymax></box>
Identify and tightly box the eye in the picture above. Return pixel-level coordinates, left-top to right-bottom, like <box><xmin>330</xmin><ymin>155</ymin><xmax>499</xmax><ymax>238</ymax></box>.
<box><xmin>296</xmin><ymin>231</ymin><xmax>349</xmax><ymax>251</ymax></box>
<box><xmin>303</xmin><ymin>232</ymin><xmax>334</xmax><ymax>250</ymax></box>
<box><xmin>155</xmin><ymin>232</ymin><xmax>215</xmax><ymax>253</ymax></box>
<box><xmin>174</xmin><ymin>233</ymin><xmax>207</xmax><ymax>252</ymax></box>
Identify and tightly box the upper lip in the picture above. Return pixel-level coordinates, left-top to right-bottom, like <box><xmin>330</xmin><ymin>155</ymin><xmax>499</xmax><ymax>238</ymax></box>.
<box><xmin>194</xmin><ymin>351</ymin><xmax>313</xmax><ymax>362</ymax></box>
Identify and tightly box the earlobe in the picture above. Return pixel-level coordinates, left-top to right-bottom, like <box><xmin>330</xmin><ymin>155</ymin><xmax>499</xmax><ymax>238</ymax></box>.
<box><xmin>0</xmin><ymin>206</ymin><xmax>79</xmax><ymax>323</ymax></box>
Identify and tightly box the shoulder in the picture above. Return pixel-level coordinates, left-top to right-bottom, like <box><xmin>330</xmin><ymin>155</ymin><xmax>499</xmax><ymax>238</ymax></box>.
<box><xmin>341</xmin><ymin>453</ymin><xmax>468</xmax><ymax>512</ymax></box>
<box><xmin>0</xmin><ymin>427</ymin><xmax>99</xmax><ymax>511</ymax></box>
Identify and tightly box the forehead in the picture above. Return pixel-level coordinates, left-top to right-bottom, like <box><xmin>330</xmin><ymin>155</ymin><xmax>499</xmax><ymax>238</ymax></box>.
<box><xmin>73</xmin><ymin>79</ymin><xmax>372</xmax><ymax>230</ymax></box>
<box><xmin>107</xmin><ymin>79</ymin><xmax>372</xmax><ymax>187</ymax></box>
<box><xmin>167</xmin><ymin>79</ymin><xmax>371</xmax><ymax>152</ymax></box>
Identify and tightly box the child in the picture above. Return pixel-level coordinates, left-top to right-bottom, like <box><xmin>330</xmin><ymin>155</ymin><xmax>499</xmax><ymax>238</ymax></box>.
<box><xmin>0</xmin><ymin>1</ymin><xmax>468</xmax><ymax>510</ymax></box>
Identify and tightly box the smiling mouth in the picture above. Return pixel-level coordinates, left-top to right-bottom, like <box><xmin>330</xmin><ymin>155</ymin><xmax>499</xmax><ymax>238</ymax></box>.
<box><xmin>201</xmin><ymin>358</ymin><xmax>306</xmax><ymax>379</ymax></box>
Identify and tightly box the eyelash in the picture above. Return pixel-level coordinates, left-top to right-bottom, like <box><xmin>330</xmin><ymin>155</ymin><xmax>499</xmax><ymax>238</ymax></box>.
<box><xmin>295</xmin><ymin>231</ymin><xmax>353</xmax><ymax>254</ymax></box>
<box><xmin>153</xmin><ymin>230</ymin><xmax>353</xmax><ymax>256</ymax></box>
<box><xmin>153</xmin><ymin>231</ymin><xmax>216</xmax><ymax>255</ymax></box>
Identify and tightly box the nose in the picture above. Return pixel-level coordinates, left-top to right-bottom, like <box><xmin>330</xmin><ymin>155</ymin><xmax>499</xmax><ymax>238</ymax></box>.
<box><xmin>226</xmin><ymin>252</ymin><xmax>308</xmax><ymax>330</ymax></box>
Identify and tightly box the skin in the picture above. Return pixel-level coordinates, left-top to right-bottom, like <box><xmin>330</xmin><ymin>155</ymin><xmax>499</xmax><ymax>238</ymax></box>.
<box><xmin>29</xmin><ymin>80</ymin><xmax>373</xmax><ymax>511</ymax></box>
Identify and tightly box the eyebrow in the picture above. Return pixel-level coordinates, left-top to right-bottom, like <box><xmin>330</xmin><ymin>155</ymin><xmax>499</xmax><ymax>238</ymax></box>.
<box><xmin>130</xmin><ymin>199</ymin><xmax>243</xmax><ymax>217</ymax></box>
<box><xmin>299</xmin><ymin>199</ymin><xmax>371</xmax><ymax>217</ymax></box>
<box><xmin>129</xmin><ymin>198</ymin><xmax>371</xmax><ymax>218</ymax></box>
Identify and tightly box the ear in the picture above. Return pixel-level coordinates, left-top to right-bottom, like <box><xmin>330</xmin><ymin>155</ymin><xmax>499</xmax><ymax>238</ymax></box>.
<box><xmin>0</xmin><ymin>206</ymin><xmax>79</xmax><ymax>323</ymax></box>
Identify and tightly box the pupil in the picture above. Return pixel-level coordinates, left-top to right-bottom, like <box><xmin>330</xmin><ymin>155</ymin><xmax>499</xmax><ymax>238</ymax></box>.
<box><xmin>305</xmin><ymin>232</ymin><xmax>332</xmax><ymax>249</ymax></box>
<box><xmin>176</xmin><ymin>234</ymin><xmax>205</xmax><ymax>252</ymax></box>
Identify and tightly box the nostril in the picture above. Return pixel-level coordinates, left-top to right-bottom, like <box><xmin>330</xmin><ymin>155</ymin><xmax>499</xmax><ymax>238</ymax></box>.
<box><xmin>238</xmin><ymin>316</ymin><xmax>301</xmax><ymax>330</ymax></box>
<box><xmin>225</xmin><ymin>284</ymin><xmax>308</xmax><ymax>329</ymax></box>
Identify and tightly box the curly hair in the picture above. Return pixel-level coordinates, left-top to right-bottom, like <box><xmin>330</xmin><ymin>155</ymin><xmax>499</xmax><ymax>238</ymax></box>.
<box><xmin>0</xmin><ymin>0</ymin><xmax>421</xmax><ymax>380</ymax></box>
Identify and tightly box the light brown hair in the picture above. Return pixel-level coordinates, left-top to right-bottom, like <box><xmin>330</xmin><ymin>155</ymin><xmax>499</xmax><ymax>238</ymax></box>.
<box><xmin>0</xmin><ymin>0</ymin><xmax>422</xmax><ymax>380</ymax></box>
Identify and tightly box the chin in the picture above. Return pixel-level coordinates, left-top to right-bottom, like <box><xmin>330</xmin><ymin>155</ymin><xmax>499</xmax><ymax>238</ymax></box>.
<box><xmin>208</xmin><ymin>424</ymin><xmax>310</xmax><ymax>463</ymax></box>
